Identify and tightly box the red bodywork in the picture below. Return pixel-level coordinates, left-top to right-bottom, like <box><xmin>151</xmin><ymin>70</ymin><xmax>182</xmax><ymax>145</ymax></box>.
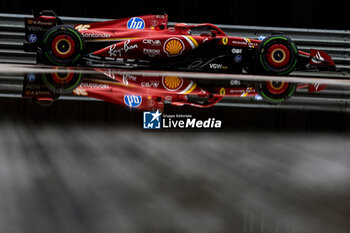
<box><xmin>72</xmin><ymin>69</ymin><xmax>221</xmax><ymax>110</ymax></box>
<box><xmin>22</xmin><ymin>68</ymin><xmax>327</xmax><ymax>111</ymax></box>
<box><xmin>24</xmin><ymin>12</ymin><xmax>335</xmax><ymax>72</ymax></box>
<box><xmin>76</xmin><ymin>15</ymin><xmax>264</xmax><ymax>60</ymax></box>
<box><xmin>72</xmin><ymin>14</ymin><xmax>333</xmax><ymax>67</ymax></box>
<box><xmin>74</xmin><ymin>15</ymin><xmax>225</xmax><ymax>42</ymax></box>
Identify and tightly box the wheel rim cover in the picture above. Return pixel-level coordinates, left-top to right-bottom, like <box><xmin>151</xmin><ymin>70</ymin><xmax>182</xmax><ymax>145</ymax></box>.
<box><xmin>51</xmin><ymin>68</ymin><xmax>75</xmax><ymax>84</ymax></box>
<box><xmin>265</xmin><ymin>81</ymin><xmax>289</xmax><ymax>95</ymax></box>
<box><xmin>51</xmin><ymin>35</ymin><xmax>76</xmax><ymax>59</ymax></box>
<box><xmin>266</xmin><ymin>44</ymin><xmax>291</xmax><ymax>68</ymax></box>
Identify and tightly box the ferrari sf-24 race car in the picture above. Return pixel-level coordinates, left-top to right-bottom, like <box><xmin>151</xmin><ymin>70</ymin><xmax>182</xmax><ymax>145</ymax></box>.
<box><xmin>24</xmin><ymin>10</ymin><xmax>336</xmax><ymax>75</ymax></box>
<box><xmin>23</xmin><ymin>68</ymin><xmax>326</xmax><ymax>109</ymax></box>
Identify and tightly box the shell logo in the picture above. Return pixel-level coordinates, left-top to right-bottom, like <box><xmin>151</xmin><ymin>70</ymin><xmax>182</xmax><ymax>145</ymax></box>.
<box><xmin>164</xmin><ymin>38</ymin><xmax>185</xmax><ymax>57</ymax></box>
<box><xmin>162</xmin><ymin>76</ymin><xmax>184</xmax><ymax>91</ymax></box>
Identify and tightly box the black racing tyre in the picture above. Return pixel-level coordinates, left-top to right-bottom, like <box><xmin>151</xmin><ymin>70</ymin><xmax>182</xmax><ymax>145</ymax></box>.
<box><xmin>257</xmin><ymin>36</ymin><xmax>298</xmax><ymax>76</ymax></box>
<box><xmin>256</xmin><ymin>81</ymin><xmax>297</xmax><ymax>103</ymax></box>
<box><xmin>41</xmin><ymin>68</ymin><xmax>83</xmax><ymax>94</ymax></box>
<box><xmin>41</xmin><ymin>26</ymin><xmax>85</xmax><ymax>66</ymax></box>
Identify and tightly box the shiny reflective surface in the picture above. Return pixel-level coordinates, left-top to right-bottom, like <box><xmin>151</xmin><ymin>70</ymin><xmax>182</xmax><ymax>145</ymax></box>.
<box><xmin>9</xmin><ymin>66</ymin><xmax>350</xmax><ymax>113</ymax></box>
<box><xmin>1</xmin><ymin>64</ymin><xmax>350</xmax><ymax>233</ymax></box>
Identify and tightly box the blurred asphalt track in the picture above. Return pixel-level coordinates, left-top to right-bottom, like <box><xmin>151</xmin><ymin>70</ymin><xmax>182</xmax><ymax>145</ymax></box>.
<box><xmin>0</xmin><ymin>96</ymin><xmax>349</xmax><ymax>233</ymax></box>
<box><xmin>0</xmin><ymin>64</ymin><xmax>350</xmax><ymax>233</ymax></box>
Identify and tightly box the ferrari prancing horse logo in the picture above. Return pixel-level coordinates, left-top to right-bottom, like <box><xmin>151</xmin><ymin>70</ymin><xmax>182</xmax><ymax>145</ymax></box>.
<box><xmin>222</xmin><ymin>38</ymin><xmax>228</xmax><ymax>45</ymax></box>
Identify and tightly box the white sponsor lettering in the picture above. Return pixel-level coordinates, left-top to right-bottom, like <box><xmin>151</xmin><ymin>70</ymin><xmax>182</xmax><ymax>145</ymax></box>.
<box><xmin>141</xmin><ymin>81</ymin><xmax>159</xmax><ymax>88</ymax></box>
<box><xmin>28</xmin><ymin>26</ymin><xmax>43</xmax><ymax>31</ymax></box>
<box><xmin>209</xmin><ymin>63</ymin><xmax>223</xmax><ymax>69</ymax></box>
<box><xmin>143</xmin><ymin>48</ymin><xmax>160</xmax><ymax>57</ymax></box>
<box><xmin>79</xmin><ymin>83</ymin><xmax>109</xmax><ymax>89</ymax></box>
<box><xmin>209</xmin><ymin>63</ymin><xmax>228</xmax><ymax>70</ymax></box>
<box><xmin>162</xmin><ymin>118</ymin><xmax>222</xmax><ymax>129</ymax></box>
<box><xmin>122</xmin><ymin>74</ymin><xmax>137</xmax><ymax>85</ymax></box>
<box><xmin>109</xmin><ymin>44</ymin><xmax>122</xmax><ymax>57</ymax></box>
<box><xmin>29</xmin><ymin>20</ymin><xmax>54</xmax><ymax>26</ymax></box>
<box><xmin>108</xmin><ymin>40</ymin><xmax>138</xmax><ymax>57</ymax></box>
<box><xmin>124</xmin><ymin>40</ymin><xmax>138</xmax><ymax>53</ymax></box>
<box><xmin>312</xmin><ymin>52</ymin><xmax>325</xmax><ymax>64</ymax></box>
<box><xmin>231</xmin><ymin>48</ymin><xmax>243</xmax><ymax>54</ymax></box>
<box><xmin>81</xmin><ymin>32</ymin><xmax>111</xmax><ymax>38</ymax></box>
<box><xmin>155</xmin><ymin>15</ymin><xmax>166</xmax><ymax>19</ymax></box>
<box><xmin>143</xmin><ymin>39</ymin><xmax>161</xmax><ymax>46</ymax></box>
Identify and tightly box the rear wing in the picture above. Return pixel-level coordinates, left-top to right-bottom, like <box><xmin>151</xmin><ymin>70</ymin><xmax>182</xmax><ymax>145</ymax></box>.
<box><xmin>23</xmin><ymin>10</ymin><xmax>64</xmax><ymax>52</ymax></box>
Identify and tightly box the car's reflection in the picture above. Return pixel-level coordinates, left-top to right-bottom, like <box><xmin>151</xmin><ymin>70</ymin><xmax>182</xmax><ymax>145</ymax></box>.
<box><xmin>22</xmin><ymin>68</ymin><xmax>327</xmax><ymax>110</ymax></box>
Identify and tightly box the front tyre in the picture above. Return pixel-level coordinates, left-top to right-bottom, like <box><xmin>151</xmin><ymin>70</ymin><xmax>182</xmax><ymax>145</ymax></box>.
<box><xmin>41</xmin><ymin>26</ymin><xmax>84</xmax><ymax>66</ymax></box>
<box><xmin>257</xmin><ymin>36</ymin><xmax>298</xmax><ymax>76</ymax></box>
<box><xmin>256</xmin><ymin>81</ymin><xmax>297</xmax><ymax>103</ymax></box>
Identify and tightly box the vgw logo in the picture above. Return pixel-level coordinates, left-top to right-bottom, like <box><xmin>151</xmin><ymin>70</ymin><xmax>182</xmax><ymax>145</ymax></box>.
<box><xmin>143</xmin><ymin>110</ymin><xmax>162</xmax><ymax>129</ymax></box>
<box><xmin>127</xmin><ymin>17</ymin><xmax>145</xmax><ymax>30</ymax></box>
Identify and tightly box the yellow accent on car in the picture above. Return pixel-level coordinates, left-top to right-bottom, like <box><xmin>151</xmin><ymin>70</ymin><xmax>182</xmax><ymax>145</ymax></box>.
<box><xmin>188</xmin><ymin>36</ymin><xmax>199</xmax><ymax>48</ymax></box>
<box><xmin>184</xmin><ymin>82</ymin><xmax>198</xmax><ymax>94</ymax></box>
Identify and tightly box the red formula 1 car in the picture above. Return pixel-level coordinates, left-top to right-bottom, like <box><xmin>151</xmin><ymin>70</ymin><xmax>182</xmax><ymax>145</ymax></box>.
<box><xmin>22</xmin><ymin>68</ymin><xmax>327</xmax><ymax>110</ymax></box>
<box><xmin>24</xmin><ymin>10</ymin><xmax>336</xmax><ymax>75</ymax></box>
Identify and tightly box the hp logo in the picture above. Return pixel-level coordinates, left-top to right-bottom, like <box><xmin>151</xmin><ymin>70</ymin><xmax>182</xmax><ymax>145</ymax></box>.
<box><xmin>124</xmin><ymin>95</ymin><xmax>142</xmax><ymax>108</ymax></box>
<box><xmin>127</xmin><ymin>17</ymin><xmax>145</xmax><ymax>29</ymax></box>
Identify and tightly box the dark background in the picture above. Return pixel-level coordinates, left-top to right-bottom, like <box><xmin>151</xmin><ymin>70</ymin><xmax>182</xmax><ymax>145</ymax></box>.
<box><xmin>1</xmin><ymin>0</ymin><xmax>350</xmax><ymax>29</ymax></box>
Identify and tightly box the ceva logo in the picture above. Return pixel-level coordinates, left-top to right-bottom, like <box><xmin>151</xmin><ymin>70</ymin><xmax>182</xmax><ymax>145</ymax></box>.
<box><xmin>127</xmin><ymin>17</ymin><xmax>145</xmax><ymax>30</ymax></box>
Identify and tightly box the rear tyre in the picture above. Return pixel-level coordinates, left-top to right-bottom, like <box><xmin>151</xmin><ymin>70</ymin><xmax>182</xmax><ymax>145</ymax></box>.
<box><xmin>257</xmin><ymin>36</ymin><xmax>298</xmax><ymax>75</ymax></box>
<box><xmin>41</xmin><ymin>68</ymin><xmax>83</xmax><ymax>94</ymax></box>
<box><xmin>41</xmin><ymin>26</ymin><xmax>84</xmax><ymax>66</ymax></box>
<box><xmin>256</xmin><ymin>81</ymin><xmax>297</xmax><ymax>103</ymax></box>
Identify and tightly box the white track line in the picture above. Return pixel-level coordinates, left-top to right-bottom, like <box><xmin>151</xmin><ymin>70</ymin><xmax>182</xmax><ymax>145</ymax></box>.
<box><xmin>1</xmin><ymin>63</ymin><xmax>350</xmax><ymax>86</ymax></box>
